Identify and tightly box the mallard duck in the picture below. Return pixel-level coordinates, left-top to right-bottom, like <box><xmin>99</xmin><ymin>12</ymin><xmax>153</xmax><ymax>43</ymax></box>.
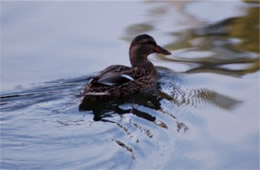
<box><xmin>79</xmin><ymin>34</ymin><xmax>171</xmax><ymax>110</ymax></box>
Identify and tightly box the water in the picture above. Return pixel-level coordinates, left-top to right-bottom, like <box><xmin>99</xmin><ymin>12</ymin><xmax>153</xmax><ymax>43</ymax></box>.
<box><xmin>1</xmin><ymin>1</ymin><xmax>259</xmax><ymax>169</ymax></box>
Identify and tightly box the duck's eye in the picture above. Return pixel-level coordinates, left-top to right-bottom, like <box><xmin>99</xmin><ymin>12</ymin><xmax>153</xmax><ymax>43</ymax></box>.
<box><xmin>144</xmin><ymin>41</ymin><xmax>156</xmax><ymax>46</ymax></box>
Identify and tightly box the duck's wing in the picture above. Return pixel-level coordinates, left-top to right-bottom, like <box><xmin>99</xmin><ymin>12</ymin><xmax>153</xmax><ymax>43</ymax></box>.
<box><xmin>97</xmin><ymin>72</ymin><xmax>134</xmax><ymax>86</ymax></box>
<box><xmin>84</xmin><ymin>65</ymin><xmax>133</xmax><ymax>88</ymax></box>
<box><xmin>91</xmin><ymin>65</ymin><xmax>132</xmax><ymax>86</ymax></box>
<box><xmin>95</xmin><ymin>66</ymin><xmax>149</xmax><ymax>87</ymax></box>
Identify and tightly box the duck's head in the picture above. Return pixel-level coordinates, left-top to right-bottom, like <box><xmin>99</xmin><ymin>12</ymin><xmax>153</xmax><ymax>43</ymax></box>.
<box><xmin>129</xmin><ymin>34</ymin><xmax>171</xmax><ymax>67</ymax></box>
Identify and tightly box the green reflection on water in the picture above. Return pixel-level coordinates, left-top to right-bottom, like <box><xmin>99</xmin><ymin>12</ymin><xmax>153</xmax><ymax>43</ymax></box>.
<box><xmin>123</xmin><ymin>2</ymin><xmax>259</xmax><ymax>77</ymax></box>
<box><xmin>230</xmin><ymin>6</ymin><xmax>259</xmax><ymax>53</ymax></box>
<box><xmin>162</xmin><ymin>6</ymin><xmax>259</xmax><ymax>76</ymax></box>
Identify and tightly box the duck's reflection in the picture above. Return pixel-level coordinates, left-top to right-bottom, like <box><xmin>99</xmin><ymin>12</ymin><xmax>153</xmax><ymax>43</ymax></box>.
<box><xmin>79</xmin><ymin>91</ymin><xmax>160</xmax><ymax>122</ymax></box>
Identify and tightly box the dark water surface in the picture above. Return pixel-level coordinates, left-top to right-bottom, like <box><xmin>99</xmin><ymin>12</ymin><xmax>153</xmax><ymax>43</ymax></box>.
<box><xmin>1</xmin><ymin>1</ymin><xmax>259</xmax><ymax>169</ymax></box>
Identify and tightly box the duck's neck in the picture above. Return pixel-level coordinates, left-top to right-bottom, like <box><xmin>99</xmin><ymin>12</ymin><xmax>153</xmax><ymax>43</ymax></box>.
<box><xmin>129</xmin><ymin>47</ymin><xmax>152</xmax><ymax>68</ymax></box>
<box><xmin>130</xmin><ymin>54</ymin><xmax>147</xmax><ymax>67</ymax></box>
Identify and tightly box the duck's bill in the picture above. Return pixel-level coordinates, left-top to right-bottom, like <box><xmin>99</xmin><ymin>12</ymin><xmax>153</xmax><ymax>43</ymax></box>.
<box><xmin>154</xmin><ymin>45</ymin><xmax>171</xmax><ymax>55</ymax></box>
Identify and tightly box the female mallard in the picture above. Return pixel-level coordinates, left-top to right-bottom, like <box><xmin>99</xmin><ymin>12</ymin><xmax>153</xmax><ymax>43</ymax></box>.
<box><xmin>79</xmin><ymin>34</ymin><xmax>171</xmax><ymax>110</ymax></box>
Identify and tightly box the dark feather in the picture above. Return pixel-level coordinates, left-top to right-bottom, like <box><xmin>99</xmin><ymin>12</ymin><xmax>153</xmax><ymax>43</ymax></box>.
<box><xmin>97</xmin><ymin>72</ymin><xmax>134</xmax><ymax>86</ymax></box>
